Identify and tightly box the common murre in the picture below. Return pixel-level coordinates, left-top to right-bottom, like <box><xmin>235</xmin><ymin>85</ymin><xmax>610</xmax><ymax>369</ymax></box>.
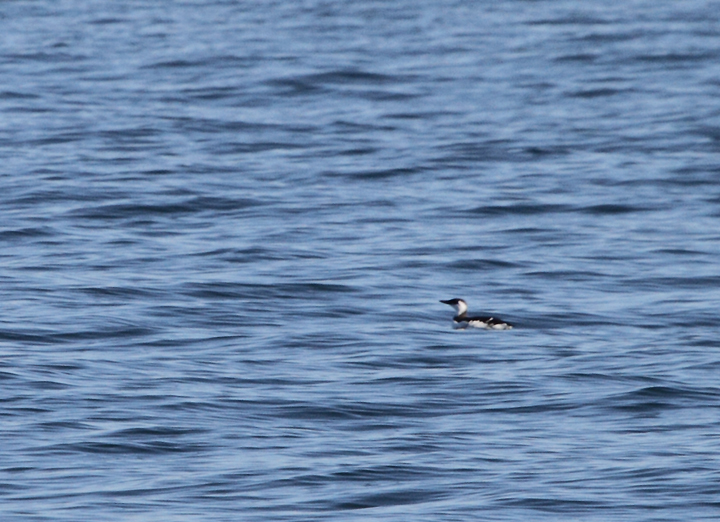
<box><xmin>440</xmin><ymin>298</ymin><xmax>513</xmax><ymax>330</ymax></box>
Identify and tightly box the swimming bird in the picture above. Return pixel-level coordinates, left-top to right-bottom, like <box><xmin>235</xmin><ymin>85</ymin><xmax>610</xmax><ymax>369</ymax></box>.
<box><xmin>440</xmin><ymin>298</ymin><xmax>513</xmax><ymax>330</ymax></box>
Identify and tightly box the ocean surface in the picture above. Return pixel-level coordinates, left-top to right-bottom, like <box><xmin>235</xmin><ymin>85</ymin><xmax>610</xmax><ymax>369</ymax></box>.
<box><xmin>2</xmin><ymin>1</ymin><xmax>720</xmax><ymax>520</ymax></box>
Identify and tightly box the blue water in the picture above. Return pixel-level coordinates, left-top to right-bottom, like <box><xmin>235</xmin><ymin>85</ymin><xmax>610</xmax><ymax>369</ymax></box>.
<box><xmin>2</xmin><ymin>1</ymin><xmax>720</xmax><ymax>520</ymax></box>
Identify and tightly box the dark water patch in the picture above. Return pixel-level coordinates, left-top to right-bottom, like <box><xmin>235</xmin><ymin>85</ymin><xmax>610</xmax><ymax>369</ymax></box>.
<box><xmin>5</xmin><ymin>51</ymin><xmax>83</xmax><ymax>63</ymax></box>
<box><xmin>363</xmin><ymin>355</ymin><xmax>452</xmax><ymax>369</ymax></box>
<box><xmin>384</xmin><ymin>110</ymin><xmax>459</xmax><ymax>120</ymax></box>
<box><xmin>215</xmin><ymin>141</ymin><xmax>305</xmax><ymax>154</ymax></box>
<box><xmin>567</xmin><ymin>88</ymin><xmax>630</xmax><ymax>98</ymax></box>
<box><xmin>25</xmin><ymin>325</ymin><xmax>159</xmax><ymax>343</ymax></box>
<box><xmin>155</xmin><ymin>399</ymin><xmax>228</xmax><ymax>413</ymax></box>
<box><xmin>314</xmin><ymin>464</ymin><xmax>437</xmax><ymax>483</ymax></box>
<box><xmin>99</xmin><ymin>127</ymin><xmax>163</xmax><ymax>140</ymax></box>
<box><xmin>580</xmin><ymin>203</ymin><xmax>656</xmax><ymax>215</ymax></box>
<box><xmin>335</xmin><ymin>464</ymin><xmax>435</xmax><ymax>483</ymax></box>
<box><xmin>518</xmin><ymin>310</ymin><xmax>617</xmax><ymax>328</ymax></box>
<box><xmin>29</xmin><ymin>131</ymin><xmax>87</xmax><ymax>146</ymax></box>
<box><xmin>274</xmin><ymin>403</ymin><xmax>359</xmax><ymax>422</ymax></box>
<box><xmin>37</xmin><ymin>420</ymin><xmax>93</xmax><ymax>431</ymax></box>
<box><xmin>446</xmin><ymin>258</ymin><xmax>521</xmax><ymax>270</ymax></box>
<box><xmin>89</xmin><ymin>17</ymin><xmax>128</xmax><ymax>25</ymax></box>
<box><xmin>40</xmin><ymin>440</ymin><xmax>207</xmax><ymax>455</ymax></box>
<box><xmin>191</xmin><ymin>246</ymin><xmax>287</xmax><ymax>263</ymax></box>
<box><xmin>575</xmin><ymin>31</ymin><xmax>642</xmax><ymax>43</ymax></box>
<box><xmin>0</xmin><ymin>371</ymin><xmax>21</xmax><ymax>381</ymax></box>
<box><xmin>143</xmin><ymin>59</ymin><xmax>206</xmax><ymax>69</ymax></box>
<box><xmin>139</xmin><ymin>168</ymin><xmax>175</xmax><ymax>176</ymax></box>
<box><xmin>666</xmin><ymin>165</ymin><xmax>720</xmax><ymax>186</ymax></box>
<box><xmin>27</xmin><ymin>379</ymin><xmax>72</xmax><ymax>391</ymax></box>
<box><xmin>182</xmin><ymin>86</ymin><xmax>245</xmax><ymax>101</ymax></box>
<box><xmin>189</xmin><ymin>196</ymin><xmax>265</xmax><ymax>212</ymax></box>
<box><xmin>75</xmin><ymin>286</ymin><xmax>162</xmax><ymax>299</ymax></box>
<box><xmin>523</xmin><ymin>145</ymin><xmax>572</xmax><ymax>157</ymax></box>
<box><xmin>525</xmin><ymin>15</ymin><xmax>614</xmax><ymax>26</ymax></box>
<box><xmin>345</xmin><ymin>166</ymin><xmax>421</xmax><ymax>180</ymax></box>
<box><xmin>331</xmin><ymin>119</ymin><xmax>398</xmax><ymax>133</ymax></box>
<box><xmin>277</xmin><ymin>334</ymin><xmax>371</xmax><ymax>352</ymax></box>
<box><xmin>14</xmin><ymin>187</ymin><xmax>121</xmax><ymax>205</ymax></box>
<box><xmin>1</xmin><ymin>467</ymin><xmax>35</xmax><ymax>475</ymax></box>
<box><xmin>0</xmin><ymin>482</ymin><xmax>30</xmax><ymax>495</ymax></box>
<box><xmin>334</xmin><ymin>487</ymin><xmax>446</xmax><ymax>510</ymax></box>
<box><xmin>632</xmin><ymin>51</ymin><xmax>719</xmax><ymax>65</ymax></box>
<box><xmin>691</xmin><ymin>125</ymin><xmax>720</xmax><ymax>144</ymax></box>
<box><xmin>358</xmin><ymin>89</ymin><xmax>420</xmax><ymax>102</ymax></box>
<box><xmin>604</xmin><ymin>385</ymin><xmax>720</xmax><ymax>413</ymax></box>
<box><xmin>278</xmin><ymin>401</ymin><xmax>425</xmax><ymax>421</ymax></box>
<box><xmin>502</xmin><ymin>497</ymin><xmax>607</xmax><ymax>513</ymax></box>
<box><xmin>107</xmin><ymin>426</ymin><xmax>210</xmax><ymax>438</ymax></box>
<box><xmin>561</xmin><ymin>372</ymin><xmax>637</xmax><ymax>385</ymax></box>
<box><xmin>264</xmin><ymin>69</ymin><xmax>418</xmax><ymax>103</ymax></box>
<box><xmin>644</xmin><ymin>312</ymin><xmax>720</xmax><ymax>328</ymax></box>
<box><xmin>437</xmin><ymin>139</ymin><xmax>526</xmax><ymax>164</ymax></box>
<box><xmin>295</xmin><ymin>305</ymin><xmax>370</xmax><ymax>319</ymax></box>
<box><xmin>37</xmin><ymin>362</ymin><xmax>86</xmax><ymax>372</ymax></box>
<box><xmin>468</xmin><ymin>203</ymin><xmax>571</xmax><ymax>216</ymax></box>
<box><xmin>3</xmin><ymin>104</ymin><xmax>54</xmax><ymax>114</ymax></box>
<box><xmin>137</xmin><ymin>332</ymin><xmax>250</xmax><ymax>349</ymax></box>
<box><xmin>554</xmin><ymin>53</ymin><xmax>600</xmax><ymax>63</ymax></box>
<box><xmin>0</xmin><ymin>90</ymin><xmax>41</xmax><ymax>100</ymax></box>
<box><xmin>653</xmin><ymin>247</ymin><xmax>708</xmax><ymax>256</ymax></box>
<box><xmin>167</xmin><ymin>116</ymin><xmax>302</xmax><ymax>134</ymax></box>
<box><xmin>622</xmin><ymin>275</ymin><xmax>720</xmax><ymax>291</ymax></box>
<box><xmin>264</xmin><ymin>77</ymin><xmax>324</xmax><ymax>96</ymax></box>
<box><xmin>683</xmin><ymin>338</ymin><xmax>720</xmax><ymax>351</ymax></box>
<box><xmin>337</xmin><ymin>146</ymin><xmax>378</xmax><ymax>156</ymax></box>
<box><xmin>68</xmin><ymin>196</ymin><xmax>263</xmax><ymax>220</ymax></box>
<box><xmin>69</xmin><ymin>202</ymin><xmax>191</xmax><ymax>219</ymax></box>
<box><xmin>311</xmin><ymin>69</ymin><xmax>404</xmax><ymax>85</ymax></box>
<box><xmin>503</xmin><ymin>226</ymin><xmax>550</xmax><ymax>234</ymax></box>
<box><xmin>0</xmin><ymin>227</ymin><xmax>54</xmax><ymax>240</ymax></box>
<box><xmin>269</xmin><ymin>70</ymin><xmax>411</xmax><ymax>92</ymax></box>
<box><xmin>0</xmin><ymin>330</ymin><xmax>70</xmax><ymax>344</ymax></box>
<box><xmin>182</xmin><ymin>281</ymin><xmax>358</xmax><ymax>300</ymax></box>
